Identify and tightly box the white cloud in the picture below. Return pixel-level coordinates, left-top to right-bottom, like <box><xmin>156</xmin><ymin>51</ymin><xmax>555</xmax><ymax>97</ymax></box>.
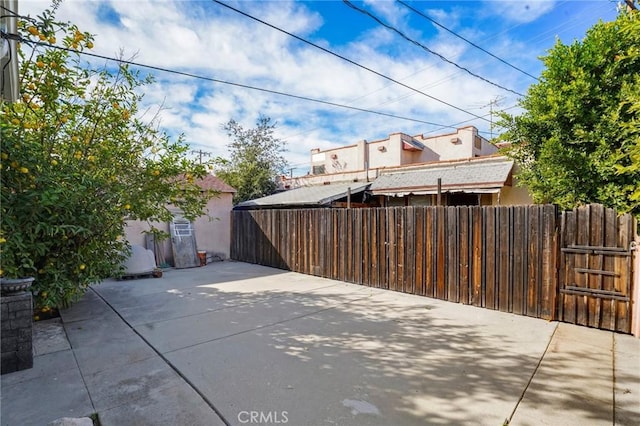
<box><xmin>483</xmin><ymin>0</ymin><xmax>557</xmax><ymax>24</ymax></box>
<box><xmin>16</xmin><ymin>0</ymin><xmax>609</xmax><ymax>178</ymax></box>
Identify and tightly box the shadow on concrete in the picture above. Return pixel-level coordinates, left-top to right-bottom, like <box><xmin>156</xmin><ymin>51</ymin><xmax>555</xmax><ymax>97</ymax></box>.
<box><xmin>92</xmin><ymin>261</ymin><xmax>563</xmax><ymax>426</ymax></box>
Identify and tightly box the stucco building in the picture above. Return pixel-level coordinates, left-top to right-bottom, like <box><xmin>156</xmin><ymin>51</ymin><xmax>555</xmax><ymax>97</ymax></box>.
<box><xmin>126</xmin><ymin>174</ymin><xmax>236</xmax><ymax>265</ymax></box>
<box><xmin>249</xmin><ymin>126</ymin><xmax>532</xmax><ymax>209</ymax></box>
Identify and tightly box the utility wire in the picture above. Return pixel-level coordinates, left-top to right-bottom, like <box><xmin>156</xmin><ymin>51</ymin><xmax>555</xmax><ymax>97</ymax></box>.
<box><xmin>211</xmin><ymin>0</ymin><xmax>490</xmax><ymax>123</ymax></box>
<box><xmin>425</xmin><ymin>104</ymin><xmax>520</xmax><ymax>136</ymax></box>
<box><xmin>396</xmin><ymin>0</ymin><xmax>539</xmax><ymax>81</ymax></box>
<box><xmin>6</xmin><ymin>33</ymin><xmax>462</xmax><ymax>129</ymax></box>
<box><xmin>343</xmin><ymin>0</ymin><xmax>524</xmax><ymax>97</ymax></box>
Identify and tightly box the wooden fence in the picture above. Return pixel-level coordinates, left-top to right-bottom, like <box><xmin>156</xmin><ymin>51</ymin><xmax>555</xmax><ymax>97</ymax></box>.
<box><xmin>232</xmin><ymin>205</ymin><xmax>560</xmax><ymax>320</ymax></box>
<box><xmin>558</xmin><ymin>204</ymin><xmax>636</xmax><ymax>333</ymax></box>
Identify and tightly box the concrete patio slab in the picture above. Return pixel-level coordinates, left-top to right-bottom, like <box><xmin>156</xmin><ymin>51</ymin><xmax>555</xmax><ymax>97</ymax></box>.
<box><xmin>32</xmin><ymin>318</ymin><xmax>71</xmax><ymax>356</ymax></box>
<box><xmin>1</xmin><ymin>351</ymin><xmax>94</xmax><ymax>425</ymax></box>
<box><xmin>614</xmin><ymin>333</ymin><xmax>640</xmax><ymax>426</ymax></box>
<box><xmin>164</xmin><ymin>284</ymin><xmax>556</xmax><ymax>426</ymax></box>
<box><xmin>509</xmin><ymin>324</ymin><xmax>614</xmax><ymax>426</ymax></box>
<box><xmin>97</xmin><ymin>382</ymin><xmax>226</xmax><ymax>426</ymax></box>
<box><xmin>83</xmin><ymin>356</ymin><xmax>184</xmax><ymax>411</ymax></box>
<box><xmin>136</xmin><ymin>291</ymin><xmax>362</xmax><ymax>354</ymax></box>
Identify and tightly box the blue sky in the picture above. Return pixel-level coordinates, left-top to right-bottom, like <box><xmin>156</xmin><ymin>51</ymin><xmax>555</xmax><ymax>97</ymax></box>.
<box><xmin>20</xmin><ymin>0</ymin><xmax>620</xmax><ymax>175</ymax></box>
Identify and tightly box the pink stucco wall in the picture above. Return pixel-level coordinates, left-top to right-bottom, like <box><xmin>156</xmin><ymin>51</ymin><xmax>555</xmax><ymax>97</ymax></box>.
<box><xmin>124</xmin><ymin>192</ymin><xmax>234</xmax><ymax>265</ymax></box>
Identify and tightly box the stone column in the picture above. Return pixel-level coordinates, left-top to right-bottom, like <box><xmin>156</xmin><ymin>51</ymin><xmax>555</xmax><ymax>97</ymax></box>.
<box><xmin>1</xmin><ymin>292</ymin><xmax>33</xmax><ymax>374</ymax></box>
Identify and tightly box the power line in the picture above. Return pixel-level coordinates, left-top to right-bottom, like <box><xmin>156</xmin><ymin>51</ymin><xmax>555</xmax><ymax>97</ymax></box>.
<box><xmin>396</xmin><ymin>0</ymin><xmax>539</xmax><ymax>81</ymax></box>
<box><xmin>425</xmin><ymin>104</ymin><xmax>520</xmax><ymax>137</ymax></box>
<box><xmin>6</xmin><ymin>33</ymin><xmax>467</xmax><ymax>129</ymax></box>
<box><xmin>211</xmin><ymin>0</ymin><xmax>490</xmax><ymax>123</ymax></box>
<box><xmin>342</xmin><ymin>0</ymin><xmax>524</xmax><ymax>97</ymax></box>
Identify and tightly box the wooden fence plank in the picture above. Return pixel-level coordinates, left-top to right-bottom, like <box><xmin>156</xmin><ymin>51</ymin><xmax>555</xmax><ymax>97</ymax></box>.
<box><xmin>459</xmin><ymin>207</ymin><xmax>470</xmax><ymax>305</ymax></box>
<box><xmin>415</xmin><ymin>208</ymin><xmax>425</xmax><ymax>296</ymax></box>
<box><xmin>603</xmin><ymin>208</ymin><xmax>617</xmax><ymax>330</ymax></box>
<box><xmin>617</xmin><ymin>214</ymin><xmax>632</xmax><ymax>333</ymax></box>
<box><xmin>575</xmin><ymin>205</ymin><xmax>590</xmax><ymax>326</ymax></box>
<box><xmin>405</xmin><ymin>208</ymin><xmax>416</xmax><ymax>294</ymax></box>
<box><xmin>354</xmin><ymin>209</ymin><xmax>362</xmax><ymax>284</ymax></box>
<box><xmin>471</xmin><ymin>206</ymin><xmax>483</xmax><ymax>307</ymax></box>
<box><xmin>498</xmin><ymin>207</ymin><xmax>511</xmax><ymax>312</ymax></box>
<box><xmin>527</xmin><ymin>207</ymin><xmax>540</xmax><ymax>317</ymax></box>
<box><xmin>436</xmin><ymin>207</ymin><xmax>447</xmax><ymax>300</ymax></box>
<box><xmin>425</xmin><ymin>208</ymin><xmax>435</xmax><ymax>298</ymax></box>
<box><xmin>588</xmin><ymin>205</ymin><xmax>604</xmax><ymax>327</ymax></box>
<box><xmin>446</xmin><ymin>207</ymin><xmax>458</xmax><ymax>302</ymax></box>
<box><xmin>397</xmin><ymin>208</ymin><xmax>406</xmax><ymax>293</ymax></box>
<box><xmin>541</xmin><ymin>205</ymin><xmax>558</xmax><ymax>320</ymax></box>
<box><xmin>388</xmin><ymin>208</ymin><xmax>397</xmax><ymax>291</ymax></box>
<box><xmin>484</xmin><ymin>207</ymin><xmax>496</xmax><ymax>309</ymax></box>
<box><xmin>512</xmin><ymin>207</ymin><xmax>525</xmax><ymax>315</ymax></box>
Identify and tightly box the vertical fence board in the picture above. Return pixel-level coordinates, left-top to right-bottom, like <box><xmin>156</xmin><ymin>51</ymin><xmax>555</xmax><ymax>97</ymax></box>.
<box><xmin>526</xmin><ymin>207</ymin><xmax>540</xmax><ymax>317</ymax></box>
<box><xmin>436</xmin><ymin>207</ymin><xmax>447</xmax><ymax>300</ymax></box>
<box><xmin>498</xmin><ymin>207</ymin><xmax>511</xmax><ymax>312</ymax></box>
<box><xmin>405</xmin><ymin>208</ymin><xmax>416</xmax><ymax>294</ymax></box>
<box><xmin>425</xmin><ymin>208</ymin><xmax>435</xmax><ymax>298</ymax></box>
<box><xmin>446</xmin><ymin>207</ymin><xmax>458</xmax><ymax>302</ymax></box>
<box><xmin>379</xmin><ymin>208</ymin><xmax>389</xmax><ymax>290</ymax></box>
<box><xmin>458</xmin><ymin>207</ymin><xmax>470</xmax><ymax>305</ymax></box>
<box><xmin>362</xmin><ymin>209</ymin><xmax>371</xmax><ymax>286</ymax></box>
<box><xmin>371</xmin><ymin>209</ymin><xmax>378</xmax><ymax>288</ymax></box>
<box><xmin>602</xmin><ymin>209</ymin><xmax>617</xmax><ymax>329</ymax></box>
<box><xmin>617</xmin><ymin>214</ymin><xmax>632</xmax><ymax>333</ymax></box>
<box><xmin>541</xmin><ymin>205</ymin><xmax>558</xmax><ymax>320</ymax></box>
<box><xmin>471</xmin><ymin>207</ymin><xmax>483</xmax><ymax>307</ymax></box>
<box><xmin>415</xmin><ymin>208</ymin><xmax>425</xmax><ymax>296</ymax></box>
<box><xmin>388</xmin><ymin>208</ymin><xmax>397</xmax><ymax>291</ymax></box>
<box><xmin>512</xmin><ymin>207</ymin><xmax>525</xmax><ymax>315</ymax></box>
<box><xmin>588</xmin><ymin>205</ymin><xmax>604</xmax><ymax>327</ymax></box>
<box><xmin>397</xmin><ymin>208</ymin><xmax>406</xmax><ymax>292</ymax></box>
<box><xmin>484</xmin><ymin>207</ymin><xmax>496</xmax><ymax>309</ymax></box>
<box><xmin>575</xmin><ymin>206</ymin><xmax>590</xmax><ymax>326</ymax></box>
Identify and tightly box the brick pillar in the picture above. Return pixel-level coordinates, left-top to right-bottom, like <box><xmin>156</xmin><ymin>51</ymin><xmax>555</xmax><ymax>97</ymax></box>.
<box><xmin>1</xmin><ymin>292</ymin><xmax>33</xmax><ymax>374</ymax></box>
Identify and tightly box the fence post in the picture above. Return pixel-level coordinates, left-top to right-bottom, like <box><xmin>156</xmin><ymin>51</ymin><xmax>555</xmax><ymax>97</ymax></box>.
<box><xmin>631</xmin><ymin>234</ymin><xmax>640</xmax><ymax>338</ymax></box>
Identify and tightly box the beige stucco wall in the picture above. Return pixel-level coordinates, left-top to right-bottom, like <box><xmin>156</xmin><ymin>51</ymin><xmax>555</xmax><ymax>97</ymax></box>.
<box><xmin>497</xmin><ymin>185</ymin><xmax>534</xmax><ymax>205</ymax></box>
<box><xmin>306</xmin><ymin>127</ymin><xmax>497</xmax><ymax>178</ymax></box>
<box><xmin>414</xmin><ymin>127</ymin><xmax>498</xmax><ymax>161</ymax></box>
<box><xmin>311</xmin><ymin>144</ymin><xmax>359</xmax><ymax>175</ymax></box>
<box><xmin>124</xmin><ymin>192</ymin><xmax>234</xmax><ymax>265</ymax></box>
<box><xmin>287</xmin><ymin>127</ymin><xmax>500</xmax><ymax>191</ymax></box>
<box><xmin>193</xmin><ymin>192</ymin><xmax>233</xmax><ymax>258</ymax></box>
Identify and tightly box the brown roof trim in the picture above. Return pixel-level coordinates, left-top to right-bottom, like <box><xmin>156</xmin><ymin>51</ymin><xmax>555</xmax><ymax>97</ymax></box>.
<box><xmin>370</xmin><ymin>181</ymin><xmax>507</xmax><ymax>194</ymax></box>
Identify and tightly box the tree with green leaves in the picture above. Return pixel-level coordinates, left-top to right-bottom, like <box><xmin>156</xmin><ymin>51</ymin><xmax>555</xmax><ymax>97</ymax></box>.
<box><xmin>0</xmin><ymin>4</ymin><xmax>214</xmax><ymax>309</ymax></box>
<box><xmin>216</xmin><ymin>117</ymin><xmax>288</xmax><ymax>204</ymax></box>
<box><xmin>497</xmin><ymin>4</ymin><xmax>640</xmax><ymax>218</ymax></box>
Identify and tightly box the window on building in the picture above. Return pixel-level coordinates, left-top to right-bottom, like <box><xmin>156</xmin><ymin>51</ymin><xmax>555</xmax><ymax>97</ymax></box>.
<box><xmin>386</xmin><ymin>196</ymin><xmax>406</xmax><ymax>207</ymax></box>
<box><xmin>312</xmin><ymin>165</ymin><xmax>326</xmax><ymax>175</ymax></box>
<box><xmin>474</xmin><ymin>135</ymin><xmax>482</xmax><ymax>149</ymax></box>
<box><xmin>448</xmin><ymin>192</ymin><xmax>480</xmax><ymax>206</ymax></box>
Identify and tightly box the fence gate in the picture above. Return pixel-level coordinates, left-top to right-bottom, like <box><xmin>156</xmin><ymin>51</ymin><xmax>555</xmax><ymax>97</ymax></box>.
<box><xmin>559</xmin><ymin>205</ymin><xmax>636</xmax><ymax>333</ymax></box>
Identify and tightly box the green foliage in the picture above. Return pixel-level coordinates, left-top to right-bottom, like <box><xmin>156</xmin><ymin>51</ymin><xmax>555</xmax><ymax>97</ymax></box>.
<box><xmin>0</xmin><ymin>6</ymin><xmax>213</xmax><ymax>308</ymax></box>
<box><xmin>216</xmin><ymin>116</ymin><xmax>288</xmax><ymax>204</ymax></box>
<box><xmin>497</xmin><ymin>6</ymin><xmax>640</xmax><ymax>218</ymax></box>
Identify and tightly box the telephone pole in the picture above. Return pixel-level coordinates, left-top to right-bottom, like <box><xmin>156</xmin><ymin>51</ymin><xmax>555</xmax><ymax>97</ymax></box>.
<box><xmin>482</xmin><ymin>96</ymin><xmax>504</xmax><ymax>139</ymax></box>
<box><xmin>190</xmin><ymin>149</ymin><xmax>212</xmax><ymax>164</ymax></box>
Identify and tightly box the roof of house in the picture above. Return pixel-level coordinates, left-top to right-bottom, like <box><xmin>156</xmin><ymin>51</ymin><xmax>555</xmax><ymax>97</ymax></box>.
<box><xmin>196</xmin><ymin>175</ymin><xmax>236</xmax><ymax>193</ymax></box>
<box><xmin>369</xmin><ymin>157</ymin><xmax>514</xmax><ymax>196</ymax></box>
<box><xmin>235</xmin><ymin>181</ymin><xmax>370</xmax><ymax>209</ymax></box>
